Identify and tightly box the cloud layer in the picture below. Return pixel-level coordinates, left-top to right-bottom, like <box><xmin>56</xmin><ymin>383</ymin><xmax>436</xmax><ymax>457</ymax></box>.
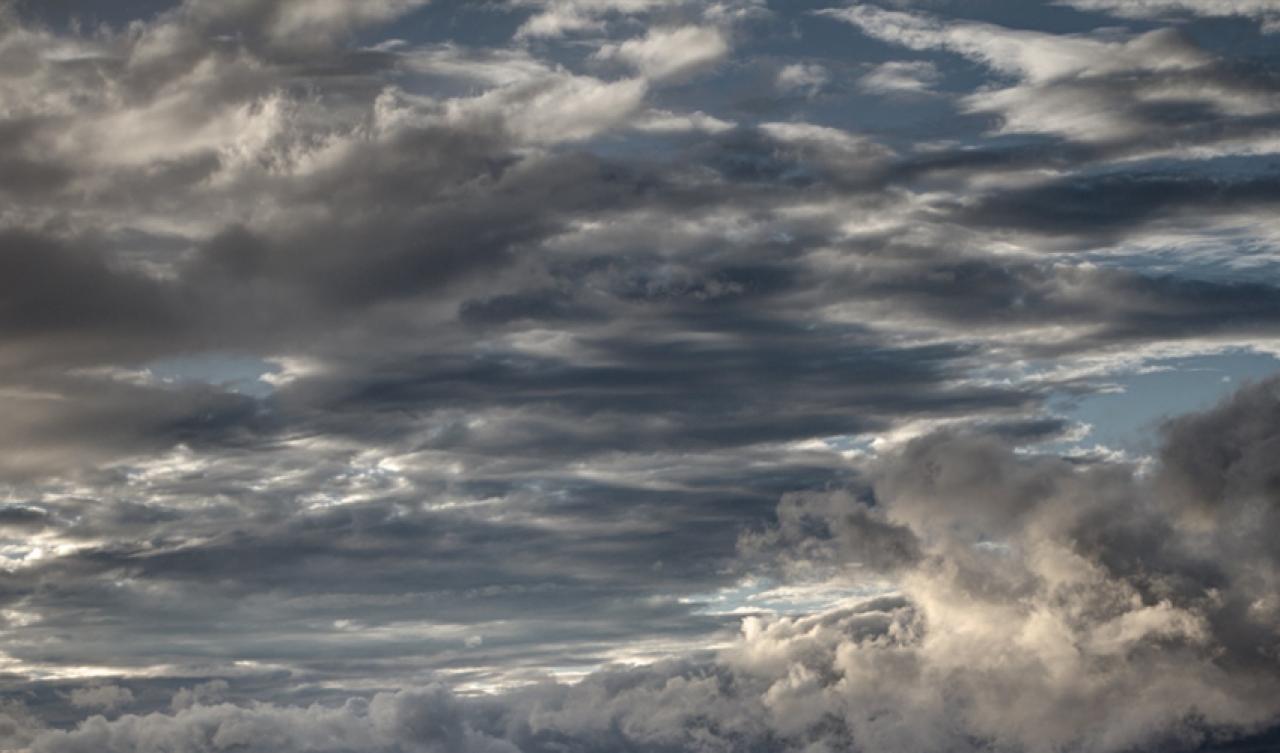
<box><xmin>17</xmin><ymin>378</ymin><xmax>1280</xmax><ymax>752</ymax></box>
<box><xmin>2</xmin><ymin>0</ymin><xmax>1280</xmax><ymax>751</ymax></box>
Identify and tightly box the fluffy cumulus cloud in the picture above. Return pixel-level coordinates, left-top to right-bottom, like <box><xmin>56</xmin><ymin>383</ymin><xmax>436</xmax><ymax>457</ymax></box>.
<box><xmin>2</xmin><ymin>0</ymin><xmax>1280</xmax><ymax>751</ymax></box>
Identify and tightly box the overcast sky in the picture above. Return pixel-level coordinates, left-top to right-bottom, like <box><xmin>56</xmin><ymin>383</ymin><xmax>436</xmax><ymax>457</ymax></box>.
<box><xmin>2</xmin><ymin>0</ymin><xmax>1280</xmax><ymax>751</ymax></box>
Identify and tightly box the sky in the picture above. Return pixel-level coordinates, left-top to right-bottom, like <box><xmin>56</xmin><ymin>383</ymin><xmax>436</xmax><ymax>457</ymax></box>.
<box><xmin>2</xmin><ymin>0</ymin><xmax>1280</xmax><ymax>751</ymax></box>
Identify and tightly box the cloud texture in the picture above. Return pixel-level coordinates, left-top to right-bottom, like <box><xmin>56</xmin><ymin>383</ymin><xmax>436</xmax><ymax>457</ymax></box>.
<box><xmin>18</xmin><ymin>380</ymin><xmax>1280</xmax><ymax>752</ymax></box>
<box><xmin>2</xmin><ymin>0</ymin><xmax>1280</xmax><ymax>751</ymax></box>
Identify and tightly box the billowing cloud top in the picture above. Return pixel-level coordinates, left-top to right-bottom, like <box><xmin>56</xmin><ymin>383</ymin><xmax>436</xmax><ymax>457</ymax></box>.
<box><xmin>1</xmin><ymin>0</ymin><xmax>1280</xmax><ymax>751</ymax></box>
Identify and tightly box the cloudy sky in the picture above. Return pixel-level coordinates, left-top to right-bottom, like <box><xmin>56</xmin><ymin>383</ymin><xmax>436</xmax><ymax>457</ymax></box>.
<box><xmin>2</xmin><ymin>0</ymin><xmax>1280</xmax><ymax>750</ymax></box>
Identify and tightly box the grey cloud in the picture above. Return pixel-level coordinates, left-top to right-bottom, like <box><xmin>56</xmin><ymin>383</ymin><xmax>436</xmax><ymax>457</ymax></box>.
<box><xmin>170</xmin><ymin>680</ymin><xmax>229</xmax><ymax>712</ymax></box>
<box><xmin>1154</xmin><ymin>377</ymin><xmax>1280</xmax><ymax>610</ymax></box>
<box><xmin>66</xmin><ymin>686</ymin><xmax>134</xmax><ymax>714</ymax></box>
<box><xmin>787</xmin><ymin>242</ymin><xmax>1280</xmax><ymax>363</ymax></box>
<box><xmin>0</xmin><ymin>700</ymin><xmax>44</xmax><ymax>752</ymax></box>
<box><xmin>0</xmin><ymin>374</ymin><xmax>267</xmax><ymax>481</ymax></box>
<box><xmin>30</xmin><ymin>687</ymin><xmax>516</xmax><ymax>753</ymax></box>
<box><xmin>0</xmin><ymin>231</ymin><xmax>182</xmax><ymax>356</ymax></box>
<box><xmin>961</xmin><ymin>172</ymin><xmax>1280</xmax><ymax>240</ymax></box>
<box><xmin>1158</xmin><ymin>376</ymin><xmax>1280</xmax><ymax>511</ymax></box>
<box><xmin>740</xmin><ymin>490</ymin><xmax>923</xmax><ymax>575</ymax></box>
<box><xmin>26</xmin><ymin>667</ymin><xmax>777</xmax><ymax>753</ymax></box>
<box><xmin>0</xmin><ymin>505</ymin><xmax>51</xmax><ymax>531</ymax></box>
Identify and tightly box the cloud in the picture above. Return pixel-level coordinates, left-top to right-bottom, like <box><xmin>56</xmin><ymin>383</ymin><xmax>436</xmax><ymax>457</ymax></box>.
<box><xmin>594</xmin><ymin>25</ymin><xmax>730</xmax><ymax>82</ymax></box>
<box><xmin>453</xmin><ymin>72</ymin><xmax>649</xmax><ymax>143</ymax></box>
<box><xmin>731</xmin><ymin>379</ymin><xmax>1280</xmax><ymax>752</ymax></box>
<box><xmin>857</xmin><ymin>60</ymin><xmax>939</xmax><ymax>96</ymax></box>
<box><xmin>630</xmin><ymin>108</ymin><xmax>737</xmax><ymax>133</ymax></box>
<box><xmin>758</xmin><ymin>121</ymin><xmax>896</xmax><ymax>177</ymax></box>
<box><xmin>823</xmin><ymin>5</ymin><xmax>1209</xmax><ymax>83</ymax></box>
<box><xmin>18</xmin><ymin>378</ymin><xmax>1280</xmax><ymax>752</ymax></box>
<box><xmin>0</xmin><ymin>700</ymin><xmax>44</xmax><ymax>752</ymax></box>
<box><xmin>166</xmin><ymin>0</ymin><xmax>432</xmax><ymax>53</ymax></box>
<box><xmin>739</xmin><ymin>490</ymin><xmax>923</xmax><ymax>575</ymax></box>
<box><xmin>823</xmin><ymin>4</ymin><xmax>1280</xmax><ymax>154</ymax></box>
<box><xmin>1157</xmin><ymin>375</ymin><xmax>1280</xmax><ymax>526</ymax></box>
<box><xmin>170</xmin><ymin>681</ymin><xmax>230</xmax><ymax>712</ymax></box>
<box><xmin>1060</xmin><ymin>0</ymin><xmax>1280</xmax><ymax>33</ymax></box>
<box><xmin>512</xmin><ymin>0</ymin><xmax>674</xmax><ymax>39</ymax></box>
<box><xmin>30</xmin><ymin>687</ymin><xmax>517</xmax><ymax>753</ymax></box>
<box><xmin>3</xmin><ymin>2</ymin><xmax>1280</xmax><ymax>750</ymax></box>
<box><xmin>511</xmin><ymin>0</ymin><xmax>766</xmax><ymax>39</ymax></box>
<box><xmin>957</xmin><ymin>171</ymin><xmax>1280</xmax><ymax>245</ymax></box>
<box><xmin>67</xmin><ymin>686</ymin><xmax>134</xmax><ymax>714</ymax></box>
<box><xmin>775</xmin><ymin>62</ymin><xmax>830</xmax><ymax>96</ymax></box>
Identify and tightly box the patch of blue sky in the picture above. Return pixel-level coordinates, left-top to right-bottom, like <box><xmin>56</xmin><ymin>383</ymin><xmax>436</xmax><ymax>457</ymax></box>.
<box><xmin>145</xmin><ymin>352</ymin><xmax>280</xmax><ymax>399</ymax></box>
<box><xmin>822</xmin><ymin>434</ymin><xmax>875</xmax><ymax>455</ymax></box>
<box><xmin>1174</xmin><ymin>15</ymin><xmax>1280</xmax><ymax>57</ymax></box>
<box><xmin>1050</xmin><ymin>349</ymin><xmax>1280</xmax><ymax>453</ymax></box>
<box><xmin>1083</xmin><ymin>238</ymin><xmax>1280</xmax><ymax>282</ymax></box>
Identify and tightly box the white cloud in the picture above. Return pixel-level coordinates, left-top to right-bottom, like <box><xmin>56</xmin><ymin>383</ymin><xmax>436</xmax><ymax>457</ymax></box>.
<box><xmin>594</xmin><ymin>25</ymin><xmax>730</xmax><ymax>82</ymax></box>
<box><xmin>824</xmin><ymin>4</ymin><xmax>1208</xmax><ymax>84</ymax></box>
<box><xmin>68</xmin><ymin>685</ymin><xmax>135</xmax><ymax>713</ymax></box>
<box><xmin>775</xmin><ymin>62</ymin><xmax>830</xmax><ymax>96</ymax></box>
<box><xmin>446</xmin><ymin>72</ymin><xmax>649</xmax><ymax>144</ymax></box>
<box><xmin>1060</xmin><ymin>0</ymin><xmax>1280</xmax><ymax>33</ymax></box>
<box><xmin>858</xmin><ymin>60</ymin><xmax>940</xmax><ymax>96</ymax></box>
<box><xmin>513</xmin><ymin>0</ymin><xmax>677</xmax><ymax>39</ymax></box>
<box><xmin>511</xmin><ymin>0</ymin><xmax>766</xmax><ymax>39</ymax></box>
<box><xmin>631</xmin><ymin>108</ymin><xmax>736</xmax><ymax>133</ymax></box>
<box><xmin>759</xmin><ymin>121</ymin><xmax>896</xmax><ymax>166</ymax></box>
<box><xmin>176</xmin><ymin>0</ymin><xmax>432</xmax><ymax>49</ymax></box>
